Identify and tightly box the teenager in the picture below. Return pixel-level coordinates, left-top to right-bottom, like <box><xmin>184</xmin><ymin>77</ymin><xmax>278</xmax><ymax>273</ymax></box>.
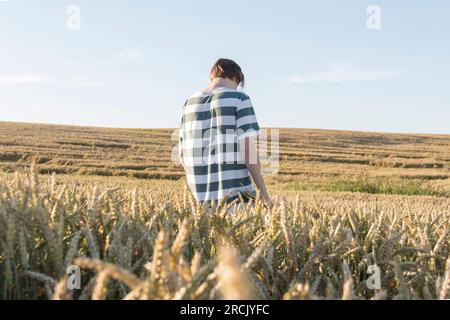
<box><xmin>179</xmin><ymin>58</ymin><xmax>270</xmax><ymax>206</ymax></box>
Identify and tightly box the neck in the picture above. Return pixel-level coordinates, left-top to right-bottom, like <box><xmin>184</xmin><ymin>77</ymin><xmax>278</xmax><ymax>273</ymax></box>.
<box><xmin>209</xmin><ymin>77</ymin><xmax>237</xmax><ymax>90</ymax></box>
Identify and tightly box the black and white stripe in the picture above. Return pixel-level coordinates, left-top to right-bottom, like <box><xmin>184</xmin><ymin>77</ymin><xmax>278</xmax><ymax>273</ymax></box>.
<box><xmin>179</xmin><ymin>87</ymin><xmax>260</xmax><ymax>202</ymax></box>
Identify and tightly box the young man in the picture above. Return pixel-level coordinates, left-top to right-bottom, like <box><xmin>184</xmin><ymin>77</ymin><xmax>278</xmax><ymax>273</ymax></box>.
<box><xmin>178</xmin><ymin>58</ymin><xmax>270</xmax><ymax>206</ymax></box>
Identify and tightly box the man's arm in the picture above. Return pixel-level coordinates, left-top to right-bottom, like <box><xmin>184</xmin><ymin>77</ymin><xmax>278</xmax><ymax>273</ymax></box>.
<box><xmin>242</xmin><ymin>136</ymin><xmax>271</xmax><ymax>204</ymax></box>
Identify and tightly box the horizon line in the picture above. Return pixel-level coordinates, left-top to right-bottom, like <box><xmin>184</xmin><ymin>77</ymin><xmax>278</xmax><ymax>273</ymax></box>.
<box><xmin>1</xmin><ymin>120</ymin><xmax>449</xmax><ymax>137</ymax></box>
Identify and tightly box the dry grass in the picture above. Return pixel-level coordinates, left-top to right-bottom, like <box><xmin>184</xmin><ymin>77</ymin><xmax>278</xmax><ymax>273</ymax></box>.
<box><xmin>1</xmin><ymin>121</ymin><xmax>449</xmax><ymax>195</ymax></box>
<box><xmin>0</xmin><ymin>166</ymin><xmax>448</xmax><ymax>300</ymax></box>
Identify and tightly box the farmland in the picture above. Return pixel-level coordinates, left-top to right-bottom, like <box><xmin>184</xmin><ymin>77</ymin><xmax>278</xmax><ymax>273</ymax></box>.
<box><xmin>1</xmin><ymin>121</ymin><xmax>449</xmax><ymax>195</ymax></box>
<box><xmin>0</xmin><ymin>121</ymin><xmax>449</xmax><ymax>300</ymax></box>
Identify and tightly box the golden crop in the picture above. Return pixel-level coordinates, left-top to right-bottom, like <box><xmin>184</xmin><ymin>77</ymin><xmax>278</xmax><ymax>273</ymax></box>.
<box><xmin>0</xmin><ymin>122</ymin><xmax>449</xmax><ymax>300</ymax></box>
<box><xmin>0</xmin><ymin>164</ymin><xmax>448</xmax><ymax>300</ymax></box>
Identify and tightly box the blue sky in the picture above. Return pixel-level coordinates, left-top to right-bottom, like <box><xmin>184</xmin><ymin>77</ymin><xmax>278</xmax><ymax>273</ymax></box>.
<box><xmin>0</xmin><ymin>0</ymin><xmax>449</xmax><ymax>133</ymax></box>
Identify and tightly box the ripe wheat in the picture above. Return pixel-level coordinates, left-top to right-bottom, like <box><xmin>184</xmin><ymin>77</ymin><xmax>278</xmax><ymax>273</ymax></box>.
<box><xmin>0</xmin><ymin>167</ymin><xmax>449</xmax><ymax>300</ymax></box>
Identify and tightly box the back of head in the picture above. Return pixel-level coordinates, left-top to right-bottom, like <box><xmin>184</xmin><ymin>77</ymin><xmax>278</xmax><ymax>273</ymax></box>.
<box><xmin>210</xmin><ymin>58</ymin><xmax>245</xmax><ymax>87</ymax></box>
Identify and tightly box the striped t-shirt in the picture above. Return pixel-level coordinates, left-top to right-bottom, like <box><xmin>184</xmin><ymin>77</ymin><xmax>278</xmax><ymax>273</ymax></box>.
<box><xmin>179</xmin><ymin>87</ymin><xmax>260</xmax><ymax>202</ymax></box>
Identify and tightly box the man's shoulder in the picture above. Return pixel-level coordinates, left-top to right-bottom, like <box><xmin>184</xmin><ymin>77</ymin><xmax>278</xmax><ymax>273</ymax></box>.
<box><xmin>184</xmin><ymin>92</ymin><xmax>209</xmax><ymax>106</ymax></box>
<box><xmin>213</xmin><ymin>89</ymin><xmax>250</xmax><ymax>101</ymax></box>
<box><xmin>184</xmin><ymin>89</ymin><xmax>250</xmax><ymax>106</ymax></box>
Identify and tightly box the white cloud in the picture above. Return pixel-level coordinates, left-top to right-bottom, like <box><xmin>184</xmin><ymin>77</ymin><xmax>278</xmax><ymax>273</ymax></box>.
<box><xmin>71</xmin><ymin>74</ymin><xmax>110</xmax><ymax>87</ymax></box>
<box><xmin>0</xmin><ymin>73</ymin><xmax>110</xmax><ymax>88</ymax></box>
<box><xmin>285</xmin><ymin>65</ymin><xmax>399</xmax><ymax>83</ymax></box>
<box><xmin>0</xmin><ymin>74</ymin><xmax>49</xmax><ymax>85</ymax></box>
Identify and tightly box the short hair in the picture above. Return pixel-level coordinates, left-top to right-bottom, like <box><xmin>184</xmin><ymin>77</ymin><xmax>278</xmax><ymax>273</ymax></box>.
<box><xmin>210</xmin><ymin>58</ymin><xmax>245</xmax><ymax>86</ymax></box>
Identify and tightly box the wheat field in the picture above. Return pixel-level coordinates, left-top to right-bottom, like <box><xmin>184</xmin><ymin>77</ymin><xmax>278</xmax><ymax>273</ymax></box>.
<box><xmin>1</xmin><ymin>121</ymin><xmax>449</xmax><ymax>193</ymax></box>
<box><xmin>0</xmin><ymin>121</ymin><xmax>449</xmax><ymax>300</ymax></box>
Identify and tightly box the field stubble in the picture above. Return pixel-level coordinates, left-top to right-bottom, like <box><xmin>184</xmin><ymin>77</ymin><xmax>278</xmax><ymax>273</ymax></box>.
<box><xmin>1</xmin><ymin>121</ymin><xmax>449</xmax><ymax>195</ymax></box>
